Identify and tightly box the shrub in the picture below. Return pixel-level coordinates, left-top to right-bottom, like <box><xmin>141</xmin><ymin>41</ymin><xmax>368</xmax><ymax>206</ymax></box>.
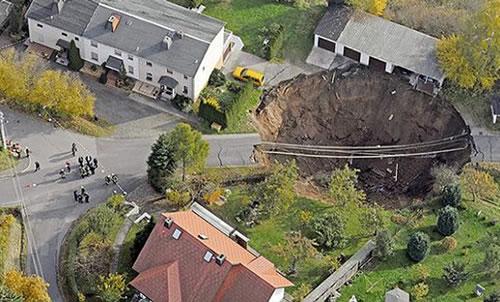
<box><xmin>199</xmin><ymin>99</ymin><xmax>227</xmax><ymax>128</ymax></box>
<box><xmin>437</xmin><ymin>206</ymin><xmax>459</xmax><ymax>236</ymax></box>
<box><xmin>171</xmin><ymin>95</ymin><xmax>192</xmax><ymax>112</ymax></box>
<box><xmin>431</xmin><ymin>165</ymin><xmax>459</xmax><ymax>194</ymax></box>
<box><xmin>346</xmin><ymin>0</ymin><xmax>387</xmax><ymax>16</ymax></box>
<box><xmin>257</xmin><ymin>161</ymin><xmax>298</xmax><ymax>216</ymax></box>
<box><xmin>87</xmin><ymin>205</ymin><xmax>119</xmax><ymax>235</ymax></box>
<box><xmin>373</xmin><ymin>229</ymin><xmax>394</xmax><ymax>260</ymax></box>
<box><xmin>130</xmin><ymin>219</ymin><xmax>155</xmax><ymax>262</ymax></box>
<box><xmin>208</xmin><ymin>69</ymin><xmax>226</xmax><ymax>87</ymax></box>
<box><xmin>225</xmin><ymin>83</ymin><xmax>261</xmax><ymax>131</ymax></box>
<box><xmin>311</xmin><ymin>211</ymin><xmax>346</xmax><ymax>249</ymax></box>
<box><xmin>391</xmin><ymin>213</ymin><xmax>408</xmax><ymax>225</ymax></box>
<box><xmin>441</xmin><ymin>236</ymin><xmax>458</xmax><ymax>251</ymax></box>
<box><xmin>413</xmin><ymin>264</ymin><xmax>430</xmax><ymax>282</ymax></box>
<box><xmin>443</xmin><ymin>261</ymin><xmax>469</xmax><ymax>287</ymax></box>
<box><xmin>411</xmin><ymin>282</ymin><xmax>429</xmax><ymax>301</ymax></box>
<box><xmin>105</xmin><ymin>194</ymin><xmax>125</xmax><ymax>212</ymax></box>
<box><xmin>440</xmin><ymin>184</ymin><xmax>461</xmax><ymax>207</ymax></box>
<box><xmin>68</xmin><ymin>40</ymin><xmax>84</xmax><ymax>71</ymax></box>
<box><xmin>484</xmin><ymin>292</ymin><xmax>500</xmax><ymax>302</ymax></box>
<box><xmin>407</xmin><ymin>232</ymin><xmax>430</xmax><ymax>262</ymax></box>
<box><xmin>329</xmin><ymin>164</ymin><xmax>366</xmax><ymax>205</ymax></box>
<box><xmin>166</xmin><ymin>189</ymin><xmax>191</xmax><ymax>208</ymax></box>
<box><xmin>292</xmin><ymin>283</ymin><xmax>312</xmax><ymax>301</ymax></box>
<box><xmin>260</xmin><ymin>23</ymin><xmax>285</xmax><ymax>60</ymax></box>
<box><xmin>96</xmin><ymin>273</ymin><xmax>127</xmax><ymax>302</ymax></box>
<box><xmin>482</xmin><ymin>245</ymin><xmax>500</xmax><ymax>275</ymax></box>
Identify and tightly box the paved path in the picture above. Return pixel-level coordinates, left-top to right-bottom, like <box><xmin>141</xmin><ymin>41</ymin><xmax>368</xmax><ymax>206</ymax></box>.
<box><xmin>0</xmin><ymin>103</ymin><xmax>259</xmax><ymax>302</ymax></box>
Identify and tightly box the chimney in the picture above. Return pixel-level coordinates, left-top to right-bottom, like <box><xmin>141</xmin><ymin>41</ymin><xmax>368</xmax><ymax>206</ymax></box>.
<box><xmin>215</xmin><ymin>254</ymin><xmax>225</xmax><ymax>266</ymax></box>
<box><xmin>163</xmin><ymin>217</ymin><xmax>173</xmax><ymax>229</ymax></box>
<box><xmin>230</xmin><ymin>230</ymin><xmax>249</xmax><ymax>249</ymax></box>
<box><xmin>106</xmin><ymin>15</ymin><xmax>121</xmax><ymax>32</ymax></box>
<box><xmin>162</xmin><ymin>35</ymin><xmax>173</xmax><ymax>50</ymax></box>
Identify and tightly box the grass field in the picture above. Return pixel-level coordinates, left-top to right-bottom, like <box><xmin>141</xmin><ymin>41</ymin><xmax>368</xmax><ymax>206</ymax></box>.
<box><xmin>0</xmin><ymin>208</ymin><xmax>24</xmax><ymax>275</ymax></box>
<box><xmin>0</xmin><ymin>149</ymin><xmax>13</xmax><ymax>172</ymax></box>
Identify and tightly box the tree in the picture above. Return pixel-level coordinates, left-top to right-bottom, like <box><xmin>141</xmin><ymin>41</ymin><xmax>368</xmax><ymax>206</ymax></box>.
<box><xmin>311</xmin><ymin>211</ymin><xmax>346</xmax><ymax>249</ymax></box>
<box><xmin>208</xmin><ymin>69</ymin><xmax>226</xmax><ymax>87</ymax></box>
<box><xmin>484</xmin><ymin>292</ymin><xmax>500</xmax><ymax>302</ymax></box>
<box><xmin>461</xmin><ymin>167</ymin><xmax>498</xmax><ymax>202</ymax></box>
<box><xmin>411</xmin><ymin>282</ymin><xmax>429</xmax><ymax>301</ymax></box>
<box><xmin>329</xmin><ymin>164</ymin><xmax>366</xmax><ymax>205</ymax></box>
<box><xmin>437</xmin><ymin>0</ymin><xmax>499</xmax><ymax>90</ymax></box>
<box><xmin>407</xmin><ymin>232</ymin><xmax>430</xmax><ymax>262</ymax></box>
<box><xmin>360</xmin><ymin>205</ymin><xmax>385</xmax><ymax>235</ymax></box>
<box><xmin>147</xmin><ymin>133</ymin><xmax>177</xmax><ymax>192</ymax></box>
<box><xmin>270</xmin><ymin>231</ymin><xmax>317</xmax><ymax>276</ymax></box>
<box><xmin>441</xmin><ymin>236</ymin><xmax>458</xmax><ymax>251</ymax></box>
<box><xmin>441</xmin><ymin>184</ymin><xmax>461</xmax><ymax>208</ymax></box>
<box><xmin>87</xmin><ymin>205</ymin><xmax>118</xmax><ymax>235</ymax></box>
<box><xmin>68</xmin><ymin>40</ymin><xmax>84</xmax><ymax>71</ymax></box>
<box><xmin>168</xmin><ymin>123</ymin><xmax>209</xmax><ymax>181</ymax></box>
<box><xmin>483</xmin><ymin>244</ymin><xmax>500</xmax><ymax>275</ymax></box>
<box><xmin>437</xmin><ymin>206</ymin><xmax>459</xmax><ymax>236</ymax></box>
<box><xmin>131</xmin><ymin>218</ymin><xmax>155</xmax><ymax>262</ymax></box>
<box><xmin>373</xmin><ymin>229</ymin><xmax>394</xmax><ymax>260</ymax></box>
<box><xmin>166</xmin><ymin>189</ymin><xmax>191</xmax><ymax>208</ymax></box>
<box><xmin>96</xmin><ymin>273</ymin><xmax>127</xmax><ymax>302</ymax></box>
<box><xmin>292</xmin><ymin>283</ymin><xmax>311</xmax><ymax>302</ymax></box>
<box><xmin>431</xmin><ymin>165</ymin><xmax>459</xmax><ymax>194</ymax></box>
<box><xmin>0</xmin><ymin>285</ymin><xmax>23</xmax><ymax>302</ymax></box>
<box><xmin>30</xmin><ymin>70</ymin><xmax>95</xmax><ymax>118</ymax></box>
<box><xmin>258</xmin><ymin>161</ymin><xmax>298</xmax><ymax>216</ymax></box>
<box><xmin>346</xmin><ymin>0</ymin><xmax>387</xmax><ymax>16</ymax></box>
<box><xmin>0</xmin><ymin>50</ymin><xmax>41</xmax><ymax>101</ymax></box>
<box><xmin>443</xmin><ymin>261</ymin><xmax>469</xmax><ymax>287</ymax></box>
<box><xmin>3</xmin><ymin>270</ymin><xmax>50</xmax><ymax>302</ymax></box>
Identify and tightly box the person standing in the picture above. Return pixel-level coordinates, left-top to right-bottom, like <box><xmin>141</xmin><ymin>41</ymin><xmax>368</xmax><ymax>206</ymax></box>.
<box><xmin>71</xmin><ymin>143</ymin><xmax>77</xmax><ymax>157</ymax></box>
<box><xmin>89</xmin><ymin>164</ymin><xmax>95</xmax><ymax>175</ymax></box>
<box><xmin>73</xmin><ymin>190</ymin><xmax>79</xmax><ymax>202</ymax></box>
<box><xmin>80</xmin><ymin>186</ymin><xmax>86</xmax><ymax>196</ymax></box>
<box><xmin>25</xmin><ymin>148</ymin><xmax>30</xmax><ymax>158</ymax></box>
<box><xmin>78</xmin><ymin>157</ymin><xmax>84</xmax><ymax>167</ymax></box>
<box><xmin>65</xmin><ymin>162</ymin><xmax>71</xmax><ymax>173</ymax></box>
<box><xmin>92</xmin><ymin>158</ymin><xmax>98</xmax><ymax>168</ymax></box>
<box><xmin>83</xmin><ymin>193</ymin><xmax>90</xmax><ymax>203</ymax></box>
<box><xmin>85</xmin><ymin>155</ymin><xmax>92</xmax><ymax>165</ymax></box>
<box><xmin>59</xmin><ymin>169</ymin><xmax>66</xmax><ymax>179</ymax></box>
<box><xmin>34</xmin><ymin>161</ymin><xmax>40</xmax><ymax>172</ymax></box>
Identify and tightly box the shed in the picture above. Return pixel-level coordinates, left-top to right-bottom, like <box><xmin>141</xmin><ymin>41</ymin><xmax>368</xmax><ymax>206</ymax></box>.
<box><xmin>385</xmin><ymin>288</ymin><xmax>410</xmax><ymax>302</ymax></box>
<box><xmin>491</xmin><ymin>95</ymin><xmax>500</xmax><ymax>124</ymax></box>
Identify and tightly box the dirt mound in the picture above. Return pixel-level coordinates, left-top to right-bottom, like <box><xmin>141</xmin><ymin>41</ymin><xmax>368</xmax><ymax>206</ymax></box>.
<box><xmin>254</xmin><ymin>68</ymin><xmax>471</xmax><ymax>198</ymax></box>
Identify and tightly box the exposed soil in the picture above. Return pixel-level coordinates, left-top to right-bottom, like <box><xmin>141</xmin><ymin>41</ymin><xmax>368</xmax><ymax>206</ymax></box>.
<box><xmin>254</xmin><ymin>68</ymin><xmax>471</xmax><ymax>198</ymax></box>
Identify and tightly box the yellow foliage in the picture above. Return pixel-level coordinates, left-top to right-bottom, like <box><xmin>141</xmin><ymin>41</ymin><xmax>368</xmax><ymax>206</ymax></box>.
<box><xmin>460</xmin><ymin>167</ymin><xmax>498</xmax><ymax>202</ymax></box>
<box><xmin>299</xmin><ymin>210</ymin><xmax>313</xmax><ymax>223</ymax></box>
<box><xmin>166</xmin><ymin>189</ymin><xmax>191</xmax><ymax>208</ymax></box>
<box><xmin>437</xmin><ymin>36</ymin><xmax>476</xmax><ymax>89</ymax></box>
<box><xmin>413</xmin><ymin>264</ymin><xmax>430</xmax><ymax>282</ymax></box>
<box><xmin>4</xmin><ymin>270</ymin><xmax>50</xmax><ymax>302</ymax></box>
<box><xmin>411</xmin><ymin>282</ymin><xmax>429</xmax><ymax>301</ymax></box>
<box><xmin>204</xmin><ymin>188</ymin><xmax>224</xmax><ymax>204</ymax></box>
<box><xmin>30</xmin><ymin>70</ymin><xmax>95</xmax><ymax>118</ymax></box>
<box><xmin>204</xmin><ymin>96</ymin><xmax>221</xmax><ymax>111</ymax></box>
<box><xmin>347</xmin><ymin>0</ymin><xmax>387</xmax><ymax>16</ymax></box>
<box><xmin>441</xmin><ymin>236</ymin><xmax>458</xmax><ymax>251</ymax></box>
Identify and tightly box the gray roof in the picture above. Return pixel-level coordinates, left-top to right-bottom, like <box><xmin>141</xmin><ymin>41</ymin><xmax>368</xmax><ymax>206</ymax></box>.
<box><xmin>26</xmin><ymin>0</ymin><xmax>98</xmax><ymax>35</ymax></box>
<box><xmin>83</xmin><ymin>5</ymin><xmax>209</xmax><ymax>76</ymax></box>
<box><xmin>385</xmin><ymin>288</ymin><xmax>409</xmax><ymax>302</ymax></box>
<box><xmin>158</xmin><ymin>75</ymin><xmax>179</xmax><ymax>88</ymax></box>
<box><xmin>315</xmin><ymin>6</ymin><xmax>444</xmax><ymax>81</ymax></box>
<box><xmin>100</xmin><ymin>0</ymin><xmax>224</xmax><ymax>42</ymax></box>
<box><xmin>0</xmin><ymin>0</ymin><xmax>12</xmax><ymax>26</ymax></box>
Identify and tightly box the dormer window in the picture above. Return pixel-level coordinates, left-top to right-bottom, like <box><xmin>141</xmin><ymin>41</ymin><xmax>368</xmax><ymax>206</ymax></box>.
<box><xmin>172</xmin><ymin>228</ymin><xmax>182</xmax><ymax>240</ymax></box>
<box><xmin>203</xmin><ymin>251</ymin><xmax>213</xmax><ymax>262</ymax></box>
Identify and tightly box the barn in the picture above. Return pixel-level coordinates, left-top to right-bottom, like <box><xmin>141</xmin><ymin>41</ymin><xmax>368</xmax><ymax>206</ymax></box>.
<box><xmin>310</xmin><ymin>4</ymin><xmax>445</xmax><ymax>95</ymax></box>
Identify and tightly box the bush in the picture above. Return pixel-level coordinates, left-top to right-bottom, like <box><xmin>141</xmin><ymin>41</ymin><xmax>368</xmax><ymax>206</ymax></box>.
<box><xmin>311</xmin><ymin>211</ymin><xmax>346</xmax><ymax>249</ymax></box>
<box><xmin>441</xmin><ymin>236</ymin><xmax>458</xmax><ymax>251</ymax></box>
<box><xmin>437</xmin><ymin>206</ymin><xmax>459</xmax><ymax>236</ymax></box>
<box><xmin>106</xmin><ymin>194</ymin><xmax>125</xmax><ymax>212</ymax></box>
<box><xmin>484</xmin><ymin>292</ymin><xmax>500</xmax><ymax>302</ymax></box>
<box><xmin>373</xmin><ymin>230</ymin><xmax>394</xmax><ymax>260</ymax></box>
<box><xmin>208</xmin><ymin>69</ymin><xmax>226</xmax><ymax>87</ymax></box>
<box><xmin>99</xmin><ymin>72</ymin><xmax>108</xmax><ymax>84</ymax></box>
<box><xmin>431</xmin><ymin>165</ymin><xmax>459</xmax><ymax>194</ymax></box>
<box><xmin>391</xmin><ymin>213</ymin><xmax>408</xmax><ymax>225</ymax></box>
<box><xmin>87</xmin><ymin>205</ymin><xmax>119</xmax><ymax>235</ymax></box>
<box><xmin>407</xmin><ymin>232</ymin><xmax>430</xmax><ymax>262</ymax></box>
<box><xmin>260</xmin><ymin>23</ymin><xmax>285</xmax><ymax>60</ymax></box>
<box><xmin>68</xmin><ymin>40</ymin><xmax>84</xmax><ymax>71</ymax></box>
<box><xmin>411</xmin><ymin>282</ymin><xmax>429</xmax><ymax>301</ymax></box>
<box><xmin>225</xmin><ymin>83</ymin><xmax>261</xmax><ymax>132</ymax></box>
<box><xmin>441</xmin><ymin>184</ymin><xmax>461</xmax><ymax>207</ymax></box>
<box><xmin>199</xmin><ymin>99</ymin><xmax>227</xmax><ymax>128</ymax></box>
<box><xmin>130</xmin><ymin>219</ymin><xmax>155</xmax><ymax>263</ymax></box>
<box><xmin>171</xmin><ymin>95</ymin><xmax>192</xmax><ymax>112</ymax></box>
<box><xmin>443</xmin><ymin>261</ymin><xmax>469</xmax><ymax>287</ymax></box>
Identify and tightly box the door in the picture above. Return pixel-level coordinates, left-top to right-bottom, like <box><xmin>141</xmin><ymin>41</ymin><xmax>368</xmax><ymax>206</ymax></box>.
<box><xmin>343</xmin><ymin>47</ymin><xmax>361</xmax><ymax>62</ymax></box>
<box><xmin>318</xmin><ymin>37</ymin><xmax>335</xmax><ymax>52</ymax></box>
<box><xmin>369</xmin><ymin>56</ymin><xmax>386</xmax><ymax>72</ymax></box>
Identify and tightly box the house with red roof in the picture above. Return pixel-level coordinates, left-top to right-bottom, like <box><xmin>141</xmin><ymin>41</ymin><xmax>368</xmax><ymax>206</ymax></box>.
<box><xmin>131</xmin><ymin>203</ymin><xmax>293</xmax><ymax>302</ymax></box>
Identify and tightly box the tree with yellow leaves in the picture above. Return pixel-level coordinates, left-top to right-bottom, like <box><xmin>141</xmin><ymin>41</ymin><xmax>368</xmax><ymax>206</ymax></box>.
<box><xmin>30</xmin><ymin>70</ymin><xmax>95</xmax><ymax>118</ymax></box>
<box><xmin>346</xmin><ymin>0</ymin><xmax>387</xmax><ymax>16</ymax></box>
<box><xmin>96</xmin><ymin>273</ymin><xmax>127</xmax><ymax>302</ymax></box>
<box><xmin>437</xmin><ymin>0</ymin><xmax>499</xmax><ymax>91</ymax></box>
<box><xmin>460</xmin><ymin>166</ymin><xmax>498</xmax><ymax>202</ymax></box>
<box><xmin>0</xmin><ymin>50</ymin><xmax>42</xmax><ymax>101</ymax></box>
<box><xmin>3</xmin><ymin>270</ymin><xmax>50</xmax><ymax>302</ymax></box>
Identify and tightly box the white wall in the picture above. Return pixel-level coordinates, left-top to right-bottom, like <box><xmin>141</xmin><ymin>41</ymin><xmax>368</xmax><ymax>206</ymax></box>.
<box><xmin>268</xmin><ymin>288</ymin><xmax>285</xmax><ymax>302</ymax></box>
<box><xmin>28</xmin><ymin>18</ymin><xmax>83</xmax><ymax>50</ymax></box>
<box><xmin>385</xmin><ymin>62</ymin><xmax>394</xmax><ymax>73</ymax></box>
<box><xmin>193</xmin><ymin>27</ymin><xmax>224</xmax><ymax>100</ymax></box>
<box><xmin>335</xmin><ymin>42</ymin><xmax>344</xmax><ymax>56</ymax></box>
<box><xmin>360</xmin><ymin>53</ymin><xmax>369</xmax><ymax>65</ymax></box>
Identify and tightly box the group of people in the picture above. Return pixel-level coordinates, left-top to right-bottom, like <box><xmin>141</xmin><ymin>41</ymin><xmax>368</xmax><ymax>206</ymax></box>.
<box><xmin>73</xmin><ymin>186</ymin><xmax>90</xmax><ymax>203</ymax></box>
<box><xmin>78</xmin><ymin>155</ymin><xmax>99</xmax><ymax>179</ymax></box>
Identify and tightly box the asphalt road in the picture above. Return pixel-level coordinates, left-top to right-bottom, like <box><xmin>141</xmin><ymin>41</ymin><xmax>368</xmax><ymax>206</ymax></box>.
<box><xmin>0</xmin><ymin>105</ymin><xmax>259</xmax><ymax>302</ymax></box>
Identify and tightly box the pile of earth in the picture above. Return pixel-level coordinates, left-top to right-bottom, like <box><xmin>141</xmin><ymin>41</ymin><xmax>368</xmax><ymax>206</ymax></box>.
<box><xmin>254</xmin><ymin>68</ymin><xmax>471</xmax><ymax>198</ymax></box>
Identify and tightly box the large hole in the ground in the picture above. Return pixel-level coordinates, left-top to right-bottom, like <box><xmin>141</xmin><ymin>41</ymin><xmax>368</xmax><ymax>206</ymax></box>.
<box><xmin>254</xmin><ymin>68</ymin><xmax>471</xmax><ymax>199</ymax></box>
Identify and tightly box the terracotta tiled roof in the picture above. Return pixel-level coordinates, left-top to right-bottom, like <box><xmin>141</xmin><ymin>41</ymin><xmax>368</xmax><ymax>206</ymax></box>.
<box><xmin>131</xmin><ymin>208</ymin><xmax>293</xmax><ymax>302</ymax></box>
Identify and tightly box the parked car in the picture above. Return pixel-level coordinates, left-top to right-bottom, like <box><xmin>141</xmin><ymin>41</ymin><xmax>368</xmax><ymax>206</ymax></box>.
<box><xmin>232</xmin><ymin>66</ymin><xmax>265</xmax><ymax>87</ymax></box>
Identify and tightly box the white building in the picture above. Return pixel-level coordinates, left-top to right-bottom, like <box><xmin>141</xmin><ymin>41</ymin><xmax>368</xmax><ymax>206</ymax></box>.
<box><xmin>311</xmin><ymin>4</ymin><xmax>445</xmax><ymax>95</ymax></box>
<box><xmin>26</xmin><ymin>0</ymin><xmax>233</xmax><ymax>100</ymax></box>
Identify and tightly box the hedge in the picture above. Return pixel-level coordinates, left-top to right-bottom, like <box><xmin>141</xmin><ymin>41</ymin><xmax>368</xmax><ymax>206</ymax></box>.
<box><xmin>199</xmin><ymin>100</ymin><xmax>227</xmax><ymax>128</ymax></box>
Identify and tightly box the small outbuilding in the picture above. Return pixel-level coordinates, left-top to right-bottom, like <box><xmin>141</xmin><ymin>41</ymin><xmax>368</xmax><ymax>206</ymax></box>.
<box><xmin>385</xmin><ymin>288</ymin><xmax>410</xmax><ymax>302</ymax></box>
<box><xmin>311</xmin><ymin>4</ymin><xmax>445</xmax><ymax>95</ymax></box>
<box><xmin>491</xmin><ymin>95</ymin><xmax>500</xmax><ymax>124</ymax></box>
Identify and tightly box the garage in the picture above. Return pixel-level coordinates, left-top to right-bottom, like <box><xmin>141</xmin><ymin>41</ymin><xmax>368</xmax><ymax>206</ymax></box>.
<box><xmin>369</xmin><ymin>56</ymin><xmax>386</xmax><ymax>72</ymax></box>
<box><xmin>343</xmin><ymin>46</ymin><xmax>361</xmax><ymax>62</ymax></box>
<box><xmin>318</xmin><ymin>37</ymin><xmax>335</xmax><ymax>53</ymax></box>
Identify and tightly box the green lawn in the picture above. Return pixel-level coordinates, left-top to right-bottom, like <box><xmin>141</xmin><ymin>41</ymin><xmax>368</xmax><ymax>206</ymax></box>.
<box><xmin>211</xmin><ymin>186</ymin><xmax>393</xmax><ymax>295</ymax></box>
<box><xmin>117</xmin><ymin>222</ymin><xmax>144</xmax><ymax>282</ymax></box>
<box><xmin>202</xmin><ymin>0</ymin><xmax>326</xmax><ymax>62</ymax></box>
<box><xmin>338</xmin><ymin>201</ymin><xmax>500</xmax><ymax>302</ymax></box>
<box><xmin>0</xmin><ymin>149</ymin><xmax>13</xmax><ymax>172</ymax></box>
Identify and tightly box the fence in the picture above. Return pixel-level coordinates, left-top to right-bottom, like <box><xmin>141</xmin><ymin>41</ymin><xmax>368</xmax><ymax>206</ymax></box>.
<box><xmin>303</xmin><ymin>240</ymin><xmax>375</xmax><ymax>302</ymax></box>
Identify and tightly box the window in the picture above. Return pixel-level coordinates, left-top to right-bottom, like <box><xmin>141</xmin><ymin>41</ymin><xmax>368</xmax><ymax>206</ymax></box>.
<box><xmin>37</xmin><ymin>23</ymin><xmax>43</xmax><ymax>28</ymax></box>
<box><xmin>203</xmin><ymin>251</ymin><xmax>213</xmax><ymax>262</ymax></box>
<box><xmin>146</xmin><ymin>73</ymin><xmax>153</xmax><ymax>81</ymax></box>
<box><xmin>91</xmin><ymin>52</ymin><xmax>98</xmax><ymax>61</ymax></box>
<box><xmin>167</xmin><ymin>69</ymin><xmax>173</xmax><ymax>74</ymax></box>
<box><xmin>90</xmin><ymin>41</ymin><xmax>98</xmax><ymax>48</ymax></box>
<box><xmin>62</xmin><ymin>32</ymin><xmax>68</xmax><ymax>37</ymax></box>
<box><xmin>183</xmin><ymin>75</ymin><xmax>188</xmax><ymax>80</ymax></box>
<box><xmin>114</xmin><ymin>49</ymin><xmax>122</xmax><ymax>56</ymax></box>
<box><xmin>128</xmin><ymin>66</ymin><xmax>134</xmax><ymax>75</ymax></box>
<box><xmin>75</xmin><ymin>37</ymin><xmax>79</xmax><ymax>41</ymax></box>
<box><xmin>146</xmin><ymin>61</ymin><xmax>152</xmax><ymax>67</ymax></box>
<box><xmin>183</xmin><ymin>86</ymin><xmax>188</xmax><ymax>94</ymax></box>
<box><xmin>128</xmin><ymin>55</ymin><xmax>134</xmax><ymax>61</ymax></box>
<box><xmin>172</xmin><ymin>229</ymin><xmax>182</xmax><ymax>240</ymax></box>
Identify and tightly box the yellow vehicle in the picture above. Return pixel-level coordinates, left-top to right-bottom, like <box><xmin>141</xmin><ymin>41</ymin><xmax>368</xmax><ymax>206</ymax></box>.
<box><xmin>232</xmin><ymin>66</ymin><xmax>265</xmax><ymax>87</ymax></box>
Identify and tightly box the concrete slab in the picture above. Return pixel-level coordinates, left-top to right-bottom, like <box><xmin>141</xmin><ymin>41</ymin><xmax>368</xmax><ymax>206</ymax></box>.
<box><xmin>306</xmin><ymin>47</ymin><xmax>336</xmax><ymax>69</ymax></box>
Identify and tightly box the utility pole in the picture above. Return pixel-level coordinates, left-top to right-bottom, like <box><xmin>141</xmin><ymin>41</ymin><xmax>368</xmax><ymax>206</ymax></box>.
<box><xmin>0</xmin><ymin>111</ymin><xmax>6</xmax><ymax>150</ymax></box>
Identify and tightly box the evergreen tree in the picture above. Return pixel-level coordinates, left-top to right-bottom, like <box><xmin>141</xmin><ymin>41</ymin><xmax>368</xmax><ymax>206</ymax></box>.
<box><xmin>311</xmin><ymin>211</ymin><xmax>346</xmax><ymax>249</ymax></box>
<box><xmin>437</xmin><ymin>206</ymin><xmax>459</xmax><ymax>236</ymax></box>
<box><xmin>407</xmin><ymin>232</ymin><xmax>430</xmax><ymax>262</ymax></box>
<box><xmin>147</xmin><ymin>133</ymin><xmax>177</xmax><ymax>192</ymax></box>
<box><xmin>0</xmin><ymin>285</ymin><xmax>23</xmax><ymax>302</ymax></box>
<box><xmin>131</xmin><ymin>218</ymin><xmax>155</xmax><ymax>261</ymax></box>
<box><xmin>373</xmin><ymin>229</ymin><xmax>394</xmax><ymax>260</ymax></box>
<box><xmin>68</xmin><ymin>40</ymin><xmax>84</xmax><ymax>71</ymax></box>
<box><xmin>443</xmin><ymin>261</ymin><xmax>469</xmax><ymax>287</ymax></box>
<box><xmin>441</xmin><ymin>184</ymin><xmax>461</xmax><ymax>207</ymax></box>
<box><xmin>484</xmin><ymin>292</ymin><xmax>499</xmax><ymax>302</ymax></box>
